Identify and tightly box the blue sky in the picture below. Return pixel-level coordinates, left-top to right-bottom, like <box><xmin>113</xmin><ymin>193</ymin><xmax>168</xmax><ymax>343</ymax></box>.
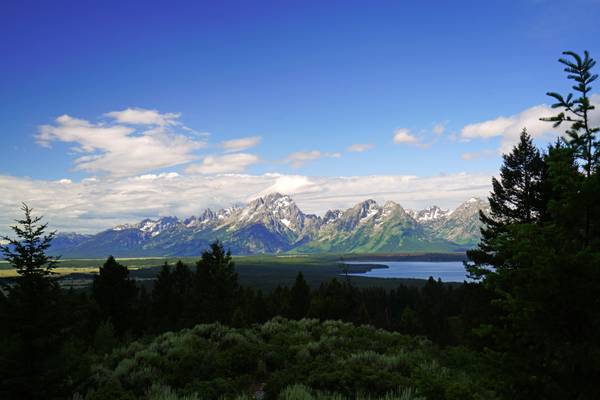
<box><xmin>1</xmin><ymin>0</ymin><xmax>600</xmax><ymax>232</ymax></box>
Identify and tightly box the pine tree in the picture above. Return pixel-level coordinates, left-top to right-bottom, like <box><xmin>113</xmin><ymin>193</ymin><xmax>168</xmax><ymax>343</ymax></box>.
<box><xmin>92</xmin><ymin>256</ymin><xmax>138</xmax><ymax>336</ymax></box>
<box><xmin>466</xmin><ymin>129</ymin><xmax>546</xmax><ymax>276</ymax></box>
<box><xmin>465</xmin><ymin>51</ymin><xmax>600</xmax><ymax>399</ymax></box>
<box><xmin>543</xmin><ymin>50</ymin><xmax>599</xmax><ymax>177</ymax></box>
<box><xmin>0</xmin><ymin>204</ymin><xmax>64</xmax><ymax>399</ymax></box>
<box><xmin>288</xmin><ymin>272</ymin><xmax>310</xmax><ymax>320</ymax></box>
<box><xmin>542</xmin><ymin>50</ymin><xmax>600</xmax><ymax>245</ymax></box>
<box><xmin>151</xmin><ymin>262</ymin><xmax>174</xmax><ymax>332</ymax></box>
<box><xmin>186</xmin><ymin>241</ymin><xmax>239</xmax><ymax>324</ymax></box>
<box><xmin>1</xmin><ymin>203</ymin><xmax>58</xmax><ymax>278</ymax></box>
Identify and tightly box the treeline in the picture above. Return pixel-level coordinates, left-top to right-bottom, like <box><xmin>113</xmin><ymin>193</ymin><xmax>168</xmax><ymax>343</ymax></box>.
<box><xmin>0</xmin><ymin>239</ymin><xmax>494</xmax><ymax>399</ymax></box>
<box><xmin>91</xmin><ymin>245</ymin><xmax>492</xmax><ymax>345</ymax></box>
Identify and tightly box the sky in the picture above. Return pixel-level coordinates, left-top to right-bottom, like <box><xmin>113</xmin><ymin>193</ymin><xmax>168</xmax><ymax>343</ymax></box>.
<box><xmin>1</xmin><ymin>0</ymin><xmax>600</xmax><ymax>234</ymax></box>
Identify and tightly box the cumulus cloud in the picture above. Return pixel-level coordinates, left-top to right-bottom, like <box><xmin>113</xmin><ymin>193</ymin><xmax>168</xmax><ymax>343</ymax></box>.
<box><xmin>0</xmin><ymin>171</ymin><xmax>493</xmax><ymax>235</ymax></box>
<box><xmin>393</xmin><ymin>128</ymin><xmax>419</xmax><ymax>144</ymax></box>
<box><xmin>36</xmin><ymin>111</ymin><xmax>206</xmax><ymax>176</ymax></box>
<box><xmin>347</xmin><ymin>143</ymin><xmax>374</xmax><ymax>152</ymax></box>
<box><xmin>285</xmin><ymin>150</ymin><xmax>342</xmax><ymax>168</ymax></box>
<box><xmin>105</xmin><ymin>108</ymin><xmax>180</xmax><ymax>126</ymax></box>
<box><xmin>460</xmin><ymin>95</ymin><xmax>600</xmax><ymax>153</ymax></box>
<box><xmin>185</xmin><ymin>153</ymin><xmax>260</xmax><ymax>174</ymax></box>
<box><xmin>221</xmin><ymin>136</ymin><xmax>262</xmax><ymax>152</ymax></box>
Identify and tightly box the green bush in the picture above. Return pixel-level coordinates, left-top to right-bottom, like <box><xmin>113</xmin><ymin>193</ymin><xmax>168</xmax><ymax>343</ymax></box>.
<box><xmin>84</xmin><ymin>319</ymin><xmax>497</xmax><ymax>399</ymax></box>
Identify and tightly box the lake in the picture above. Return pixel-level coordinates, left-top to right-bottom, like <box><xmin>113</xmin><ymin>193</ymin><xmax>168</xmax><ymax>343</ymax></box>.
<box><xmin>343</xmin><ymin>261</ymin><xmax>469</xmax><ymax>282</ymax></box>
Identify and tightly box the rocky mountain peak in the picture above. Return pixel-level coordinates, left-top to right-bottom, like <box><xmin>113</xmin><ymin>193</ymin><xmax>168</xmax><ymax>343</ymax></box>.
<box><xmin>451</xmin><ymin>197</ymin><xmax>487</xmax><ymax>215</ymax></box>
<box><xmin>409</xmin><ymin>205</ymin><xmax>451</xmax><ymax>222</ymax></box>
<box><xmin>55</xmin><ymin>193</ymin><xmax>489</xmax><ymax>257</ymax></box>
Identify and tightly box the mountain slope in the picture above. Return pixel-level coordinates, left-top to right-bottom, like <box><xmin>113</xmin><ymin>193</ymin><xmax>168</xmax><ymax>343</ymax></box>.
<box><xmin>49</xmin><ymin>194</ymin><xmax>488</xmax><ymax>257</ymax></box>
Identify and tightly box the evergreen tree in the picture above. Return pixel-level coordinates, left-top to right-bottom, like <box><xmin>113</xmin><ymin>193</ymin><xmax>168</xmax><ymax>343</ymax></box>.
<box><xmin>0</xmin><ymin>203</ymin><xmax>58</xmax><ymax>278</ymax></box>
<box><xmin>466</xmin><ymin>129</ymin><xmax>546</xmax><ymax>277</ymax></box>
<box><xmin>542</xmin><ymin>50</ymin><xmax>600</xmax><ymax>245</ymax></box>
<box><xmin>288</xmin><ymin>272</ymin><xmax>310</xmax><ymax>319</ymax></box>
<box><xmin>543</xmin><ymin>50</ymin><xmax>599</xmax><ymax>177</ymax></box>
<box><xmin>464</xmin><ymin>51</ymin><xmax>600</xmax><ymax>399</ymax></box>
<box><xmin>0</xmin><ymin>204</ymin><xmax>64</xmax><ymax>399</ymax></box>
<box><xmin>186</xmin><ymin>241</ymin><xmax>239</xmax><ymax>324</ymax></box>
<box><xmin>171</xmin><ymin>260</ymin><xmax>192</xmax><ymax>325</ymax></box>
<box><xmin>151</xmin><ymin>262</ymin><xmax>174</xmax><ymax>331</ymax></box>
<box><xmin>92</xmin><ymin>256</ymin><xmax>138</xmax><ymax>336</ymax></box>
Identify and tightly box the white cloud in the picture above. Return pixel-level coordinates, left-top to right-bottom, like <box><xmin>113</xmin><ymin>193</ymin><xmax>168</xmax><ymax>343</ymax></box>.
<box><xmin>36</xmin><ymin>112</ymin><xmax>206</xmax><ymax>176</ymax></box>
<box><xmin>393</xmin><ymin>128</ymin><xmax>419</xmax><ymax>144</ymax></box>
<box><xmin>347</xmin><ymin>143</ymin><xmax>374</xmax><ymax>152</ymax></box>
<box><xmin>285</xmin><ymin>150</ymin><xmax>341</xmax><ymax>168</ymax></box>
<box><xmin>461</xmin><ymin>149</ymin><xmax>494</xmax><ymax>161</ymax></box>
<box><xmin>105</xmin><ymin>108</ymin><xmax>180</xmax><ymax>126</ymax></box>
<box><xmin>185</xmin><ymin>153</ymin><xmax>260</xmax><ymax>174</ymax></box>
<box><xmin>221</xmin><ymin>136</ymin><xmax>262</xmax><ymax>152</ymax></box>
<box><xmin>0</xmin><ymin>172</ymin><xmax>493</xmax><ymax>235</ymax></box>
<box><xmin>460</xmin><ymin>95</ymin><xmax>600</xmax><ymax>153</ymax></box>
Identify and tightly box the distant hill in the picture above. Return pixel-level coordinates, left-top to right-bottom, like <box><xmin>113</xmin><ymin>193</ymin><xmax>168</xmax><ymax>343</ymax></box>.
<box><xmin>49</xmin><ymin>193</ymin><xmax>489</xmax><ymax>258</ymax></box>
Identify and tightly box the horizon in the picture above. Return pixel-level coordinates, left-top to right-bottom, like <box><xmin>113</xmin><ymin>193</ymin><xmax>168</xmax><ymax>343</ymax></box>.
<box><xmin>2</xmin><ymin>0</ymin><xmax>599</xmax><ymax>235</ymax></box>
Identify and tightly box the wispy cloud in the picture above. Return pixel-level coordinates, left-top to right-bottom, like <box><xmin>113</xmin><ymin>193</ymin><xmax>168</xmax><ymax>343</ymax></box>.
<box><xmin>461</xmin><ymin>149</ymin><xmax>494</xmax><ymax>161</ymax></box>
<box><xmin>347</xmin><ymin>143</ymin><xmax>374</xmax><ymax>153</ymax></box>
<box><xmin>36</xmin><ymin>110</ymin><xmax>206</xmax><ymax>176</ymax></box>
<box><xmin>285</xmin><ymin>150</ymin><xmax>342</xmax><ymax>168</ymax></box>
<box><xmin>221</xmin><ymin>136</ymin><xmax>262</xmax><ymax>153</ymax></box>
<box><xmin>185</xmin><ymin>153</ymin><xmax>260</xmax><ymax>174</ymax></box>
<box><xmin>432</xmin><ymin>122</ymin><xmax>446</xmax><ymax>135</ymax></box>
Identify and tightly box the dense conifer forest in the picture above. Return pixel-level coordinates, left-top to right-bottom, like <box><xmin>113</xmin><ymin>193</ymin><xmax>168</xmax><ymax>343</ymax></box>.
<box><xmin>1</xmin><ymin>51</ymin><xmax>599</xmax><ymax>399</ymax></box>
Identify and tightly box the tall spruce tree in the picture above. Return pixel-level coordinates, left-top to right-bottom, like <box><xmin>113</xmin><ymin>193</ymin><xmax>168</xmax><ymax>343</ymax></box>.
<box><xmin>186</xmin><ymin>241</ymin><xmax>239</xmax><ymax>324</ymax></box>
<box><xmin>1</xmin><ymin>203</ymin><xmax>58</xmax><ymax>278</ymax></box>
<box><xmin>467</xmin><ymin>128</ymin><xmax>546</xmax><ymax>276</ymax></box>
<box><xmin>288</xmin><ymin>272</ymin><xmax>310</xmax><ymax>320</ymax></box>
<box><xmin>542</xmin><ymin>50</ymin><xmax>600</xmax><ymax>245</ymax></box>
<box><xmin>151</xmin><ymin>262</ymin><xmax>174</xmax><ymax>331</ymax></box>
<box><xmin>92</xmin><ymin>256</ymin><xmax>138</xmax><ymax>336</ymax></box>
<box><xmin>543</xmin><ymin>51</ymin><xmax>599</xmax><ymax>177</ymax></box>
<box><xmin>0</xmin><ymin>204</ymin><xmax>64</xmax><ymax>399</ymax></box>
<box><xmin>465</xmin><ymin>51</ymin><xmax>600</xmax><ymax>399</ymax></box>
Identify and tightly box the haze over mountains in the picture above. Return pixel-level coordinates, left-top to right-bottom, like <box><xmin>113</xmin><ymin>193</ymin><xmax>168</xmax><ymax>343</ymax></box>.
<box><xmin>50</xmin><ymin>193</ymin><xmax>489</xmax><ymax>258</ymax></box>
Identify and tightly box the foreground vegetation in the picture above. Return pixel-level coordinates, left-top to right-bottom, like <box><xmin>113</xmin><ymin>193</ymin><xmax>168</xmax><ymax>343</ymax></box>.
<box><xmin>85</xmin><ymin>318</ymin><xmax>496</xmax><ymax>399</ymax></box>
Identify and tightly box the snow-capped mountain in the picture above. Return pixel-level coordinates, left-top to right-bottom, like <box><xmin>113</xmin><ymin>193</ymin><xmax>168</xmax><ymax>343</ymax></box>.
<box><xmin>433</xmin><ymin>197</ymin><xmax>490</xmax><ymax>244</ymax></box>
<box><xmin>407</xmin><ymin>205</ymin><xmax>451</xmax><ymax>222</ymax></box>
<box><xmin>49</xmin><ymin>193</ymin><xmax>489</xmax><ymax>257</ymax></box>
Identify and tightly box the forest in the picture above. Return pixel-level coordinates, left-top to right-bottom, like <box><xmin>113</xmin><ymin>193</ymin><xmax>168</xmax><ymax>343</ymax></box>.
<box><xmin>1</xmin><ymin>51</ymin><xmax>599</xmax><ymax>400</ymax></box>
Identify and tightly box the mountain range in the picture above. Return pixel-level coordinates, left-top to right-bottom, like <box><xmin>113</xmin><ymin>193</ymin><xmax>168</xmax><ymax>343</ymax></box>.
<box><xmin>49</xmin><ymin>193</ymin><xmax>489</xmax><ymax>258</ymax></box>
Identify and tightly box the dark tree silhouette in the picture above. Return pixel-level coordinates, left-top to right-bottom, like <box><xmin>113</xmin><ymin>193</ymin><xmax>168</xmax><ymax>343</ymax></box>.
<box><xmin>466</xmin><ymin>129</ymin><xmax>546</xmax><ymax>277</ymax></box>
<box><xmin>288</xmin><ymin>272</ymin><xmax>310</xmax><ymax>319</ymax></box>
<box><xmin>0</xmin><ymin>204</ymin><xmax>64</xmax><ymax>400</ymax></box>
<box><xmin>92</xmin><ymin>256</ymin><xmax>138</xmax><ymax>336</ymax></box>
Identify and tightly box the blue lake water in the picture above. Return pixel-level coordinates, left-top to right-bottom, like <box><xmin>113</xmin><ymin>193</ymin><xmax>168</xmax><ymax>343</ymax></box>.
<box><xmin>344</xmin><ymin>261</ymin><xmax>468</xmax><ymax>282</ymax></box>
